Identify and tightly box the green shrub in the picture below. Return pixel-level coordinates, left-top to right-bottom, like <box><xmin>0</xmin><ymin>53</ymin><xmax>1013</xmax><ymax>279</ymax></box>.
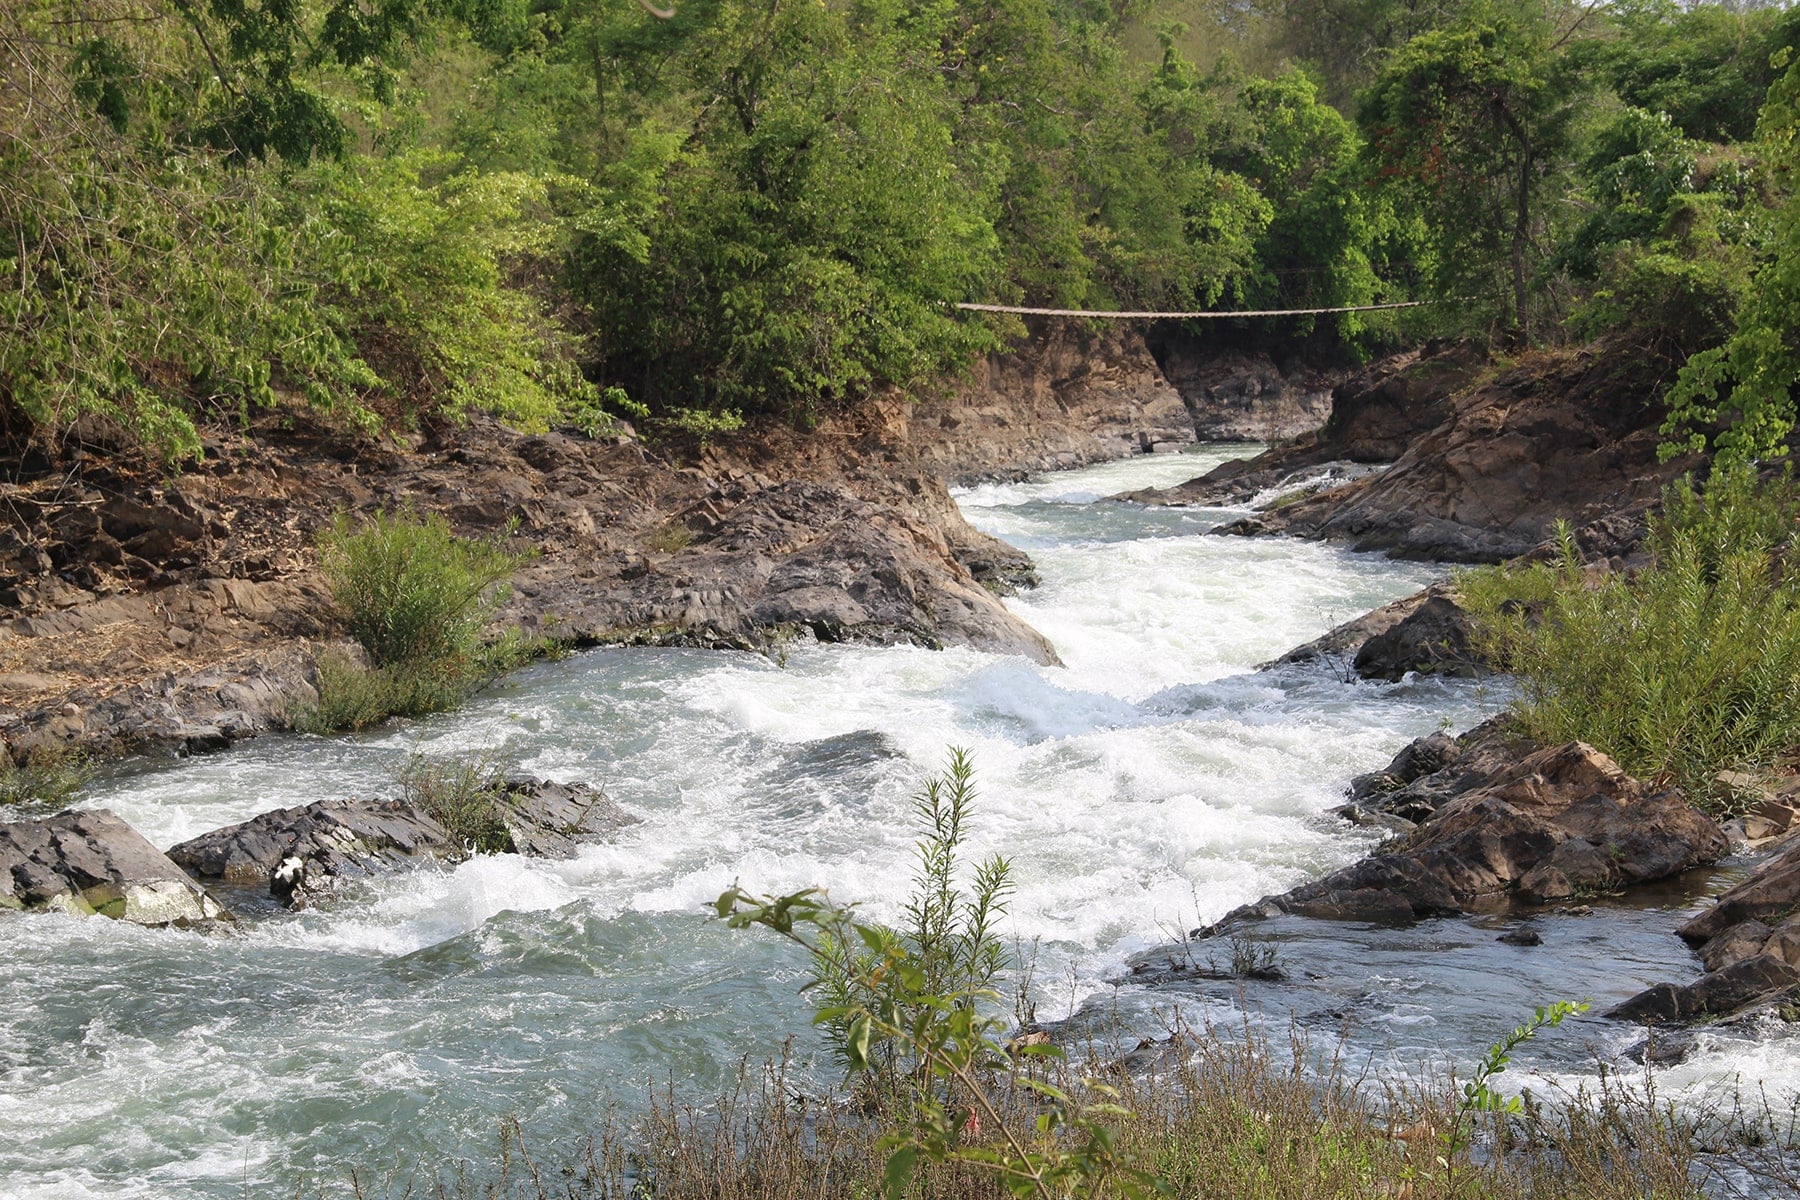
<box><xmin>1460</xmin><ymin>467</ymin><xmax>1800</xmax><ymax>810</ymax></box>
<box><xmin>0</xmin><ymin>745</ymin><xmax>94</xmax><ymax>814</ymax></box>
<box><xmin>317</xmin><ymin>508</ymin><xmax>530</xmax><ymax>670</ymax></box>
<box><xmin>293</xmin><ymin>651</ymin><xmax>474</xmax><ymax>734</ymax></box>
<box><xmin>398</xmin><ymin>752</ymin><xmax>513</xmax><ymax>854</ymax></box>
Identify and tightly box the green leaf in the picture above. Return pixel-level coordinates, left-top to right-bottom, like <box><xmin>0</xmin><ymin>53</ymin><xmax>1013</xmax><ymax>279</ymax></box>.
<box><xmin>882</xmin><ymin>1146</ymin><xmax>917</xmax><ymax>1200</ymax></box>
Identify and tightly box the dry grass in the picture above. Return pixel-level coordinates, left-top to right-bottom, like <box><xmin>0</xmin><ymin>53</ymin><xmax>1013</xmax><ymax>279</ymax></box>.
<box><xmin>296</xmin><ymin>1023</ymin><xmax>1800</xmax><ymax>1200</ymax></box>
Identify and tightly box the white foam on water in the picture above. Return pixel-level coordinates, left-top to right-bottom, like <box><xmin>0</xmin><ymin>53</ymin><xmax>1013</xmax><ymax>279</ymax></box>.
<box><xmin>17</xmin><ymin>445</ymin><xmax>1784</xmax><ymax>1197</ymax></box>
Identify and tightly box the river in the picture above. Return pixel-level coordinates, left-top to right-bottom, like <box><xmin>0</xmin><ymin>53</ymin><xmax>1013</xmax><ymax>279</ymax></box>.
<box><xmin>1</xmin><ymin>447</ymin><xmax>1791</xmax><ymax>1198</ymax></box>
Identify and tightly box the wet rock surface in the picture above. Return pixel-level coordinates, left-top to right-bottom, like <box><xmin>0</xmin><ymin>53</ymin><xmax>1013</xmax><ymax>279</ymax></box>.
<box><xmin>169</xmin><ymin>797</ymin><xmax>456</xmax><ymax>910</ymax></box>
<box><xmin>1609</xmin><ymin>827</ymin><xmax>1800</xmax><ymax>1024</ymax></box>
<box><xmin>0</xmin><ymin>808</ymin><xmax>231</xmax><ymax>924</ymax></box>
<box><xmin>168</xmin><ymin>780</ymin><xmax>636</xmax><ymax>909</ymax></box>
<box><xmin>1205</xmin><ymin>738</ymin><xmax>1727</xmax><ymax>930</ymax></box>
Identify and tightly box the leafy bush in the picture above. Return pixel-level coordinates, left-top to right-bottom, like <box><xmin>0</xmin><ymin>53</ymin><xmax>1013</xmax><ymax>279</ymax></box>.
<box><xmin>0</xmin><ymin>745</ymin><xmax>94</xmax><ymax>815</ymax></box>
<box><xmin>1460</xmin><ymin>467</ymin><xmax>1800</xmax><ymax>810</ymax></box>
<box><xmin>317</xmin><ymin>508</ymin><xmax>530</xmax><ymax>670</ymax></box>
<box><xmin>398</xmin><ymin>752</ymin><xmax>513</xmax><ymax>854</ymax></box>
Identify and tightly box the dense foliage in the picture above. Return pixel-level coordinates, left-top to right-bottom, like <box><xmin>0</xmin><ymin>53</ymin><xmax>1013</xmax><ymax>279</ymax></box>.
<box><xmin>4</xmin><ymin>0</ymin><xmax>1799</xmax><ymax>457</ymax></box>
<box><xmin>1460</xmin><ymin>468</ymin><xmax>1800</xmax><ymax>812</ymax></box>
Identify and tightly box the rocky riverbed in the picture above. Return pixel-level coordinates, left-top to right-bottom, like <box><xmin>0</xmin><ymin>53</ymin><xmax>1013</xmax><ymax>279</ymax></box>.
<box><xmin>6</xmin><ymin>325</ymin><xmax>1797</xmax><ymax>1196</ymax></box>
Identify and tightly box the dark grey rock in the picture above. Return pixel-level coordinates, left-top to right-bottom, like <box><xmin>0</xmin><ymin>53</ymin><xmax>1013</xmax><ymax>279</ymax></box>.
<box><xmin>168</xmin><ymin>779</ymin><xmax>638</xmax><ymax>909</ymax></box>
<box><xmin>1</xmin><ymin>808</ymin><xmax>230</xmax><ymax>924</ymax></box>
<box><xmin>1608</xmin><ymin>955</ymin><xmax>1800</xmax><ymax>1024</ymax></box>
<box><xmin>1352</xmin><ymin>596</ymin><xmax>1484</xmax><ymax>681</ymax></box>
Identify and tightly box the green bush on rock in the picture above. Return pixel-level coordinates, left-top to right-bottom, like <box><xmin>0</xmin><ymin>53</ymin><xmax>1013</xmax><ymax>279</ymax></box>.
<box><xmin>300</xmin><ymin>508</ymin><xmax>535</xmax><ymax>733</ymax></box>
<box><xmin>1460</xmin><ymin>467</ymin><xmax>1800</xmax><ymax>811</ymax></box>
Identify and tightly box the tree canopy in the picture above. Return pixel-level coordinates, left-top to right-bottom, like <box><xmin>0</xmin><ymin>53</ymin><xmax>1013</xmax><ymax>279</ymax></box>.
<box><xmin>3</xmin><ymin>0</ymin><xmax>1799</xmax><ymax>462</ymax></box>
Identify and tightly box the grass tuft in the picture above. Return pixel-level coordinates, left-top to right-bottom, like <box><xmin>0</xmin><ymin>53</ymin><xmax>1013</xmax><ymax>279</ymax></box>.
<box><xmin>0</xmin><ymin>744</ymin><xmax>93</xmax><ymax>815</ymax></box>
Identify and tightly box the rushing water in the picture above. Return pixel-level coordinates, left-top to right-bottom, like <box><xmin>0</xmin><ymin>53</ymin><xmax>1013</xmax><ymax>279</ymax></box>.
<box><xmin>0</xmin><ymin>448</ymin><xmax>1790</xmax><ymax>1198</ymax></box>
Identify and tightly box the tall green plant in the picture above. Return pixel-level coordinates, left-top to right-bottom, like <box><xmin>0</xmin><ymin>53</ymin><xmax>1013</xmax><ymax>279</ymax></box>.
<box><xmin>317</xmin><ymin>507</ymin><xmax>530</xmax><ymax>670</ymax></box>
<box><xmin>716</xmin><ymin>749</ymin><xmax>1159</xmax><ymax>1200</ymax></box>
<box><xmin>1460</xmin><ymin>467</ymin><xmax>1800</xmax><ymax>809</ymax></box>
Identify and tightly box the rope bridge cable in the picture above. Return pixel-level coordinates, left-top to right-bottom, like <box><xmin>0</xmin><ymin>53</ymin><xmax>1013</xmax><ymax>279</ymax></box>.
<box><xmin>953</xmin><ymin>299</ymin><xmax>1435</xmax><ymax>318</ymax></box>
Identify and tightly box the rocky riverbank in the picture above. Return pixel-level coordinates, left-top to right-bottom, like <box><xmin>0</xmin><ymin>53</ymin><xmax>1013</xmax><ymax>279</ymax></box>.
<box><xmin>2</xmin><ymin>321</ymin><xmax>1238</xmax><ymax>763</ymax></box>
<box><xmin>1124</xmin><ymin>339</ymin><xmax>1695</xmax><ymax>564</ymax></box>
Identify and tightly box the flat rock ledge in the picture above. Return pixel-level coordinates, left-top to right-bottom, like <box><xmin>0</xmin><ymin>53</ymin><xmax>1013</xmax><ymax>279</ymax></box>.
<box><xmin>1610</xmin><ymin>821</ymin><xmax>1800</xmax><ymax>1025</ymax></box>
<box><xmin>1</xmin><ymin>809</ymin><xmax>229</xmax><ymax>925</ymax></box>
<box><xmin>1200</xmin><ymin>738</ymin><xmax>1726</xmax><ymax>932</ymax></box>
<box><xmin>168</xmin><ymin>780</ymin><xmax>637</xmax><ymax>909</ymax></box>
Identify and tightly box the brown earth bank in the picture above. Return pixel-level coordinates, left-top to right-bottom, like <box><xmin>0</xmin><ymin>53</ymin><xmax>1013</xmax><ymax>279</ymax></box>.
<box><xmin>1</xmin><ymin>320</ymin><xmax>1223</xmax><ymax>762</ymax></box>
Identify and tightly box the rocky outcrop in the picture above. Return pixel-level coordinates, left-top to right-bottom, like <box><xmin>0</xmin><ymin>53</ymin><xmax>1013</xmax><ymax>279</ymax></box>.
<box><xmin>0</xmin><ymin>809</ymin><xmax>230</xmax><ymax>924</ymax></box>
<box><xmin>1607</xmin><ymin>794</ymin><xmax>1800</xmax><ymax>1024</ymax></box>
<box><xmin>168</xmin><ymin>780</ymin><xmax>636</xmax><ymax>908</ymax></box>
<box><xmin>516</xmin><ymin>478</ymin><xmax>1060</xmax><ymax>664</ymax></box>
<box><xmin>1145</xmin><ymin>340</ymin><xmax>1335</xmax><ymax>442</ymax></box>
<box><xmin>5</xmin><ymin>318</ymin><xmax>1217</xmax><ymax>756</ymax></box>
<box><xmin>1232</xmin><ymin>343</ymin><xmax>1695</xmax><ymax>562</ymax></box>
<box><xmin>1122</xmin><ymin>341</ymin><xmax>1484</xmax><ymax>508</ymax></box>
<box><xmin>1205</xmin><ymin>739</ymin><xmax>1727</xmax><ymax>930</ymax></box>
<box><xmin>1266</xmin><ymin>584</ymin><xmax>1485</xmax><ymax>682</ymax></box>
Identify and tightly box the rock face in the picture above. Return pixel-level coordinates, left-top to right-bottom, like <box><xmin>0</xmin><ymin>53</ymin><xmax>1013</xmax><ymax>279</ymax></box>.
<box><xmin>0</xmin><ymin>809</ymin><xmax>230</xmax><ymax>924</ymax></box>
<box><xmin>1145</xmin><ymin>339</ymin><xmax>1336</xmax><ymax>442</ymax></box>
<box><xmin>1239</xmin><ymin>343</ymin><xmax>1694</xmax><ymax>562</ymax></box>
<box><xmin>167</xmin><ymin>780</ymin><xmax>636</xmax><ymax>908</ymax></box>
<box><xmin>1207</xmin><ymin>739</ymin><xmax>1727</xmax><ymax>930</ymax></box>
<box><xmin>1123</xmin><ymin>341</ymin><xmax>1483</xmax><ymax>508</ymax></box>
<box><xmin>168</xmin><ymin>797</ymin><xmax>458</xmax><ymax>908</ymax></box>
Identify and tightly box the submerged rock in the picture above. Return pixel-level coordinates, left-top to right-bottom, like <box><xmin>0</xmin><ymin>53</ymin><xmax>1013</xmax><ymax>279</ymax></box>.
<box><xmin>0</xmin><ymin>809</ymin><xmax>231</xmax><ymax>925</ymax></box>
<box><xmin>1207</xmin><ymin>740</ymin><xmax>1726</xmax><ymax>931</ymax></box>
<box><xmin>168</xmin><ymin>779</ymin><xmax>637</xmax><ymax>909</ymax></box>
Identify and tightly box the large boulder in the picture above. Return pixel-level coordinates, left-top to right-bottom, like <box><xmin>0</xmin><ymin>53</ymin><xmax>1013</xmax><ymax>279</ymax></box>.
<box><xmin>168</xmin><ymin>779</ymin><xmax>638</xmax><ymax>908</ymax></box>
<box><xmin>1351</xmin><ymin>594</ymin><xmax>1484</xmax><ymax>681</ymax></box>
<box><xmin>1</xmin><ymin>809</ymin><xmax>231</xmax><ymax>925</ymax></box>
<box><xmin>1206</xmin><ymin>741</ymin><xmax>1727</xmax><ymax>930</ymax></box>
<box><xmin>168</xmin><ymin>797</ymin><xmax>458</xmax><ymax>908</ymax></box>
<box><xmin>1242</xmin><ymin>341</ymin><xmax>1694</xmax><ymax>563</ymax></box>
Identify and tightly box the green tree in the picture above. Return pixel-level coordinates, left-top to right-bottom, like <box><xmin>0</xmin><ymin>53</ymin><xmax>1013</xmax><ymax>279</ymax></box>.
<box><xmin>1358</xmin><ymin>4</ymin><xmax>1584</xmax><ymax>337</ymax></box>
<box><xmin>1664</xmin><ymin>50</ymin><xmax>1800</xmax><ymax>465</ymax></box>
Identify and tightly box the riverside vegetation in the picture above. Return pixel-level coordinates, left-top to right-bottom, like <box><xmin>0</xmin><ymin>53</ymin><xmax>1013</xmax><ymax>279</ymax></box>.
<box><xmin>6</xmin><ymin>0</ymin><xmax>1800</xmax><ymax>462</ymax></box>
<box><xmin>336</xmin><ymin>755</ymin><xmax>1780</xmax><ymax>1200</ymax></box>
<box><xmin>1459</xmin><ymin>465</ymin><xmax>1800</xmax><ymax>814</ymax></box>
<box><xmin>15</xmin><ymin>0</ymin><xmax>1800</xmax><ymax>1195</ymax></box>
<box><xmin>299</xmin><ymin>507</ymin><xmax>545</xmax><ymax>732</ymax></box>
